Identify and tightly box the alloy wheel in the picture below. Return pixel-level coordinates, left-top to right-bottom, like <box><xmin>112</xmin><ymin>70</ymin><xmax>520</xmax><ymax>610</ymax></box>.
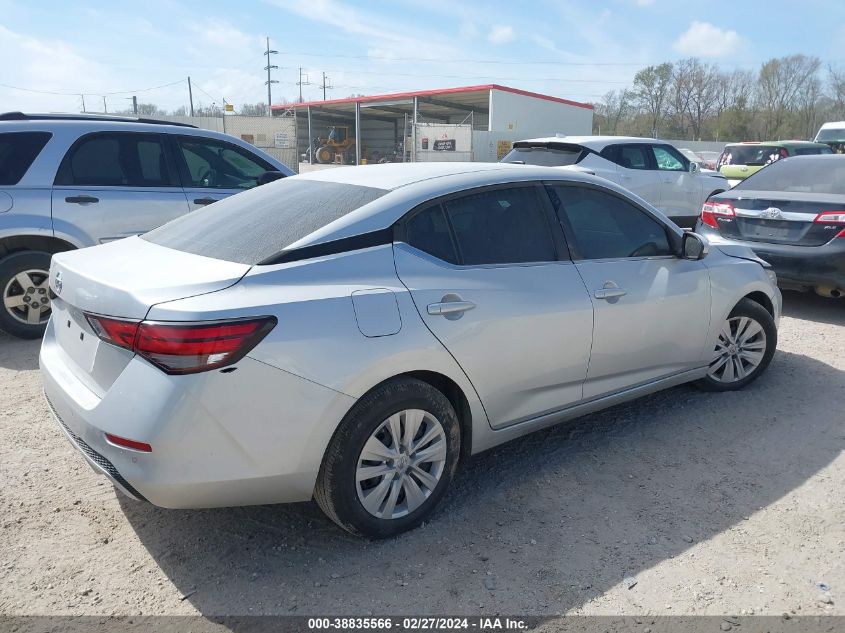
<box><xmin>707</xmin><ymin>315</ymin><xmax>767</xmax><ymax>383</ymax></box>
<box><xmin>355</xmin><ymin>409</ymin><xmax>447</xmax><ymax>520</ymax></box>
<box><xmin>3</xmin><ymin>268</ymin><xmax>51</xmax><ymax>326</ymax></box>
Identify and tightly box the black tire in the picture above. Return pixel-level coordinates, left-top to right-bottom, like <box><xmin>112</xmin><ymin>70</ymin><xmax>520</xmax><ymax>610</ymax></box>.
<box><xmin>694</xmin><ymin>298</ymin><xmax>777</xmax><ymax>392</ymax></box>
<box><xmin>314</xmin><ymin>377</ymin><xmax>461</xmax><ymax>538</ymax></box>
<box><xmin>0</xmin><ymin>251</ymin><xmax>53</xmax><ymax>339</ymax></box>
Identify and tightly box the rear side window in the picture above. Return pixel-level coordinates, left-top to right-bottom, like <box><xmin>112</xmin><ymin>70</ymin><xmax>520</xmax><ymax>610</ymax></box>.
<box><xmin>0</xmin><ymin>132</ymin><xmax>52</xmax><ymax>185</ymax></box>
<box><xmin>549</xmin><ymin>185</ymin><xmax>672</xmax><ymax>260</ymax></box>
<box><xmin>794</xmin><ymin>146</ymin><xmax>832</xmax><ymax>156</ymax></box>
<box><xmin>55</xmin><ymin>132</ymin><xmax>173</xmax><ymax>187</ymax></box>
<box><xmin>442</xmin><ymin>187</ymin><xmax>556</xmax><ymax>265</ymax></box>
<box><xmin>405</xmin><ymin>204</ymin><xmax>459</xmax><ymax>264</ymax></box>
<box><xmin>143</xmin><ymin>179</ymin><xmax>387</xmax><ymax>264</ymax></box>
<box><xmin>609</xmin><ymin>144</ymin><xmax>651</xmax><ymax>170</ymax></box>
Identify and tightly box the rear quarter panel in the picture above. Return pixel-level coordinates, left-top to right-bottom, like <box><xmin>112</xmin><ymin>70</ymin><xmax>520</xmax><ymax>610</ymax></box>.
<box><xmin>145</xmin><ymin>244</ymin><xmax>490</xmax><ymax>450</ymax></box>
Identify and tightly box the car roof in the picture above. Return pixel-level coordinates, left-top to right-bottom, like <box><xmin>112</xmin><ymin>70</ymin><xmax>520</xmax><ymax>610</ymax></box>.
<box><xmin>724</xmin><ymin>140</ymin><xmax>827</xmax><ymax>147</ymax></box>
<box><xmin>281</xmin><ymin>162</ymin><xmax>681</xmax><ymax>251</ymax></box>
<box><xmin>294</xmin><ymin>161</ymin><xmax>580</xmax><ymax>191</ymax></box>
<box><xmin>514</xmin><ymin>135</ymin><xmax>660</xmax><ymax>150</ymax></box>
<box><xmin>819</xmin><ymin>121</ymin><xmax>845</xmax><ymax>129</ymax></box>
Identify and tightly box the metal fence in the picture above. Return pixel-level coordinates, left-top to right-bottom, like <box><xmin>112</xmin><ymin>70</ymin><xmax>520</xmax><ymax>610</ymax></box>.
<box><xmin>156</xmin><ymin>114</ymin><xmax>298</xmax><ymax>172</ymax></box>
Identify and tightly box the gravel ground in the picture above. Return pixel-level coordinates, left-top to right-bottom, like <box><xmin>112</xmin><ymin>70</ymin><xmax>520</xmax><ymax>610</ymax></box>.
<box><xmin>0</xmin><ymin>291</ymin><xmax>842</xmax><ymax>617</ymax></box>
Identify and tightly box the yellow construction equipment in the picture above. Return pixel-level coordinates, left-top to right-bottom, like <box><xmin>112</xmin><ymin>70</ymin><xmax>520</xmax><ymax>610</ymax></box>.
<box><xmin>314</xmin><ymin>126</ymin><xmax>356</xmax><ymax>164</ymax></box>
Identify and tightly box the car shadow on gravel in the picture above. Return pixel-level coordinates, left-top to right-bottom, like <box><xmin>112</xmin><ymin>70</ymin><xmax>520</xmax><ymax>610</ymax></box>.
<box><xmin>781</xmin><ymin>290</ymin><xmax>845</xmax><ymax>326</ymax></box>
<box><xmin>0</xmin><ymin>332</ymin><xmax>40</xmax><ymax>371</ymax></box>
<box><xmin>119</xmin><ymin>345</ymin><xmax>845</xmax><ymax>617</ymax></box>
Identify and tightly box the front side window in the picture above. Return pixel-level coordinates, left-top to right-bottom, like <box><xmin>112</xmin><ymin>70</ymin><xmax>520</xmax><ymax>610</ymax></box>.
<box><xmin>55</xmin><ymin>132</ymin><xmax>172</xmax><ymax>187</ymax></box>
<box><xmin>442</xmin><ymin>187</ymin><xmax>557</xmax><ymax>265</ymax></box>
<box><xmin>794</xmin><ymin>146</ymin><xmax>833</xmax><ymax>156</ymax></box>
<box><xmin>177</xmin><ymin>137</ymin><xmax>273</xmax><ymax>190</ymax></box>
<box><xmin>0</xmin><ymin>132</ymin><xmax>52</xmax><ymax>185</ymax></box>
<box><xmin>651</xmin><ymin>145</ymin><xmax>687</xmax><ymax>171</ymax></box>
<box><xmin>405</xmin><ymin>204</ymin><xmax>459</xmax><ymax>264</ymax></box>
<box><xmin>549</xmin><ymin>186</ymin><xmax>673</xmax><ymax>260</ymax></box>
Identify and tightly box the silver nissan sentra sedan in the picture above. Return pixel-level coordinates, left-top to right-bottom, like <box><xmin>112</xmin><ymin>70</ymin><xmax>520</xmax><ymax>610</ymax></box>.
<box><xmin>40</xmin><ymin>162</ymin><xmax>781</xmax><ymax>538</ymax></box>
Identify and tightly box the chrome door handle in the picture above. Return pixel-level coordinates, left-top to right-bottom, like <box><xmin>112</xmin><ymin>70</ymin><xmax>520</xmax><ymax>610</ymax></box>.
<box><xmin>594</xmin><ymin>288</ymin><xmax>627</xmax><ymax>300</ymax></box>
<box><xmin>427</xmin><ymin>300</ymin><xmax>476</xmax><ymax>316</ymax></box>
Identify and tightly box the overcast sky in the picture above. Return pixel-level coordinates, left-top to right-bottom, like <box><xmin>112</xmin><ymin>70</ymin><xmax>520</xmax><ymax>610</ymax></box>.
<box><xmin>1</xmin><ymin>0</ymin><xmax>843</xmax><ymax>113</ymax></box>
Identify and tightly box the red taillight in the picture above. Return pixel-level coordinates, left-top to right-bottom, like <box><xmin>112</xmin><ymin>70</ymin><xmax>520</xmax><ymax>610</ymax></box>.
<box><xmin>814</xmin><ymin>211</ymin><xmax>845</xmax><ymax>238</ymax></box>
<box><xmin>701</xmin><ymin>200</ymin><xmax>735</xmax><ymax>228</ymax></box>
<box><xmin>85</xmin><ymin>315</ymin><xmax>139</xmax><ymax>350</ymax></box>
<box><xmin>85</xmin><ymin>314</ymin><xmax>276</xmax><ymax>374</ymax></box>
<box><xmin>104</xmin><ymin>433</ymin><xmax>152</xmax><ymax>452</ymax></box>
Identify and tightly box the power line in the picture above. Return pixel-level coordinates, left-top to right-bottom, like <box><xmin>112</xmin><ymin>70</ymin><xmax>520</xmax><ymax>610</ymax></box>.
<box><xmin>275</xmin><ymin>51</ymin><xmax>645</xmax><ymax>66</ymax></box>
<box><xmin>0</xmin><ymin>79</ymin><xmax>185</xmax><ymax>97</ymax></box>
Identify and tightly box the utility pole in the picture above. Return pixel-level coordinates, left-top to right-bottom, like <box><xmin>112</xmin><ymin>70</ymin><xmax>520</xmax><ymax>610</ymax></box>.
<box><xmin>187</xmin><ymin>77</ymin><xmax>195</xmax><ymax>117</ymax></box>
<box><xmin>132</xmin><ymin>95</ymin><xmax>138</xmax><ymax>115</ymax></box>
<box><xmin>319</xmin><ymin>72</ymin><xmax>333</xmax><ymax>101</ymax></box>
<box><xmin>80</xmin><ymin>94</ymin><xmax>86</xmax><ymax>113</ymax></box>
<box><xmin>102</xmin><ymin>96</ymin><xmax>108</xmax><ymax>113</ymax></box>
<box><xmin>297</xmin><ymin>67</ymin><xmax>311</xmax><ymax>103</ymax></box>
<box><xmin>264</xmin><ymin>37</ymin><xmax>278</xmax><ymax>117</ymax></box>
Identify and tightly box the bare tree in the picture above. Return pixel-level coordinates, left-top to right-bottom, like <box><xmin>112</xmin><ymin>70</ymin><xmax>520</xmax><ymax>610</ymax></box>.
<box><xmin>632</xmin><ymin>63</ymin><xmax>673</xmax><ymax>137</ymax></box>
<box><xmin>756</xmin><ymin>54</ymin><xmax>822</xmax><ymax>138</ymax></box>
<box><xmin>829</xmin><ymin>65</ymin><xmax>845</xmax><ymax>119</ymax></box>
<box><xmin>240</xmin><ymin>102</ymin><xmax>268</xmax><ymax>117</ymax></box>
<box><xmin>594</xmin><ymin>89</ymin><xmax>632</xmax><ymax>135</ymax></box>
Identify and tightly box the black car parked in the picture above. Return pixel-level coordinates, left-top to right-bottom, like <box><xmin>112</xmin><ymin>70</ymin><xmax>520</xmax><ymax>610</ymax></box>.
<box><xmin>695</xmin><ymin>155</ymin><xmax>845</xmax><ymax>298</ymax></box>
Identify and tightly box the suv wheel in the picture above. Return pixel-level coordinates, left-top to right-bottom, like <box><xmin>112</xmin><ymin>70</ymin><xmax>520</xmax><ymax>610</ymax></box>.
<box><xmin>315</xmin><ymin>377</ymin><xmax>461</xmax><ymax>538</ymax></box>
<box><xmin>0</xmin><ymin>251</ymin><xmax>53</xmax><ymax>339</ymax></box>
<box><xmin>694</xmin><ymin>298</ymin><xmax>776</xmax><ymax>392</ymax></box>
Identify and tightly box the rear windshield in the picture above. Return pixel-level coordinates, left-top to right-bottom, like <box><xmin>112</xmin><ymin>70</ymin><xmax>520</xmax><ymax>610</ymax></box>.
<box><xmin>734</xmin><ymin>157</ymin><xmax>845</xmax><ymax>195</ymax></box>
<box><xmin>0</xmin><ymin>132</ymin><xmax>52</xmax><ymax>185</ymax></box>
<box><xmin>501</xmin><ymin>144</ymin><xmax>584</xmax><ymax>167</ymax></box>
<box><xmin>816</xmin><ymin>128</ymin><xmax>845</xmax><ymax>144</ymax></box>
<box><xmin>718</xmin><ymin>145</ymin><xmax>784</xmax><ymax>167</ymax></box>
<box><xmin>143</xmin><ymin>179</ymin><xmax>388</xmax><ymax>264</ymax></box>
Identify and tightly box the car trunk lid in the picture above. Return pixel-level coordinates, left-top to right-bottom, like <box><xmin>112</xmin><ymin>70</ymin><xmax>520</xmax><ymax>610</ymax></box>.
<box><xmin>712</xmin><ymin>192</ymin><xmax>845</xmax><ymax>246</ymax></box>
<box><xmin>47</xmin><ymin>237</ymin><xmax>250</xmax><ymax>395</ymax></box>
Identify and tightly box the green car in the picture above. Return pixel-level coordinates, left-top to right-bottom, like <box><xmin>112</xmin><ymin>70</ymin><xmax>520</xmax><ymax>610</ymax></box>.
<box><xmin>717</xmin><ymin>140</ymin><xmax>833</xmax><ymax>187</ymax></box>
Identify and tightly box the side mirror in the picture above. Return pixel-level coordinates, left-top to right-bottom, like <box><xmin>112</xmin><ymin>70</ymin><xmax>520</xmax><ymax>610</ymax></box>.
<box><xmin>689</xmin><ymin>161</ymin><xmax>700</xmax><ymax>174</ymax></box>
<box><xmin>257</xmin><ymin>170</ymin><xmax>285</xmax><ymax>186</ymax></box>
<box><xmin>682</xmin><ymin>231</ymin><xmax>709</xmax><ymax>260</ymax></box>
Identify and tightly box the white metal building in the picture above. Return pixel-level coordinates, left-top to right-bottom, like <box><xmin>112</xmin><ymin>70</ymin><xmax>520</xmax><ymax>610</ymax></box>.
<box><xmin>272</xmin><ymin>84</ymin><xmax>593</xmax><ymax>166</ymax></box>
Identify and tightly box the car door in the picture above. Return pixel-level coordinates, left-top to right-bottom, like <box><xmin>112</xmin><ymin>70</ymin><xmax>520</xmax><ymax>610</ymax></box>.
<box><xmin>51</xmin><ymin>132</ymin><xmax>189</xmax><ymax>245</ymax></box>
<box><xmin>600</xmin><ymin>143</ymin><xmax>664</xmax><ymax>208</ymax></box>
<box><xmin>547</xmin><ymin>183</ymin><xmax>711</xmax><ymax>400</ymax></box>
<box><xmin>172</xmin><ymin>135</ymin><xmax>280</xmax><ymax>211</ymax></box>
<box><xmin>393</xmin><ymin>184</ymin><xmax>594</xmax><ymax>429</ymax></box>
<box><xmin>650</xmin><ymin>144</ymin><xmax>699</xmax><ymax>226</ymax></box>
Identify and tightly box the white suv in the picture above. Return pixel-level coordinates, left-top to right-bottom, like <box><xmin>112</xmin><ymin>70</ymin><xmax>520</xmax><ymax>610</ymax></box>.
<box><xmin>0</xmin><ymin>112</ymin><xmax>293</xmax><ymax>339</ymax></box>
<box><xmin>502</xmin><ymin>136</ymin><xmax>728</xmax><ymax>228</ymax></box>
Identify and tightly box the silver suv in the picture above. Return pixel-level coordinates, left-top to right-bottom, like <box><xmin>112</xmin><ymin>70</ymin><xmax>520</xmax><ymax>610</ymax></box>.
<box><xmin>0</xmin><ymin>112</ymin><xmax>293</xmax><ymax>339</ymax></box>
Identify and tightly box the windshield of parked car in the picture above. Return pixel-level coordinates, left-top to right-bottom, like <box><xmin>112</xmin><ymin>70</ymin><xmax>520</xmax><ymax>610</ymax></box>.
<box><xmin>501</xmin><ymin>144</ymin><xmax>584</xmax><ymax>167</ymax></box>
<box><xmin>816</xmin><ymin>128</ymin><xmax>845</xmax><ymax>145</ymax></box>
<box><xmin>718</xmin><ymin>145</ymin><xmax>785</xmax><ymax>167</ymax></box>
<box><xmin>733</xmin><ymin>157</ymin><xmax>845</xmax><ymax>195</ymax></box>
<box><xmin>143</xmin><ymin>179</ymin><xmax>388</xmax><ymax>264</ymax></box>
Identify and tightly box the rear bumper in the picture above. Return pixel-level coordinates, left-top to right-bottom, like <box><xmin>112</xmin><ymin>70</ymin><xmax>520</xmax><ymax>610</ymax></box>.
<box><xmin>697</xmin><ymin>223</ymin><xmax>845</xmax><ymax>289</ymax></box>
<box><xmin>40</xmin><ymin>318</ymin><xmax>357</xmax><ymax>509</ymax></box>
